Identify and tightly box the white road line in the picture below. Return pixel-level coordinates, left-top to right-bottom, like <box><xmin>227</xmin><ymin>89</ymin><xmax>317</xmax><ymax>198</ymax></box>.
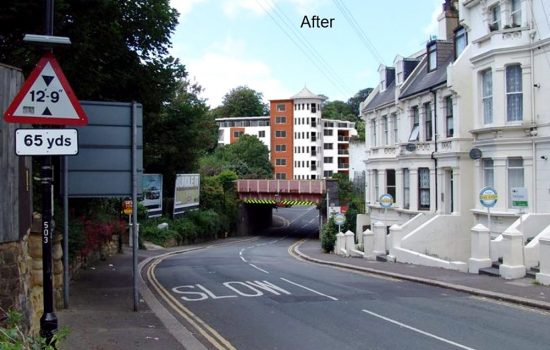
<box><xmin>280</xmin><ymin>278</ymin><xmax>338</xmax><ymax>301</ymax></box>
<box><xmin>361</xmin><ymin>309</ymin><xmax>477</xmax><ymax>350</ymax></box>
<box><xmin>240</xmin><ymin>256</ymin><xmax>247</xmax><ymax>263</ymax></box>
<box><xmin>249</xmin><ymin>264</ymin><xmax>269</xmax><ymax>274</ymax></box>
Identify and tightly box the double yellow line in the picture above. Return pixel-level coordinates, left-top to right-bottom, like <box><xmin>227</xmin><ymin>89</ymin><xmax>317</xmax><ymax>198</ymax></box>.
<box><xmin>145</xmin><ymin>251</ymin><xmax>237</xmax><ymax>350</ymax></box>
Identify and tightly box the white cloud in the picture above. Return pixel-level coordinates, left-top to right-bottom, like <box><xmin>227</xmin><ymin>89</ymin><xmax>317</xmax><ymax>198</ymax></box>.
<box><xmin>222</xmin><ymin>0</ymin><xmax>274</xmax><ymax>18</ymax></box>
<box><xmin>171</xmin><ymin>0</ymin><xmax>206</xmax><ymax>19</ymax></box>
<box><xmin>423</xmin><ymin>0</ymin><xmax>442</xmax><ymax>38</ymax></box>
<box><xmin>186</xmin><ymin>37</ymin><xmax>291</xmax><ymax>107</ymax></box>
<box><xmin>221</xmin><ymin>0</ymin><xmax>326</xmax><ymax>19</ymax></box>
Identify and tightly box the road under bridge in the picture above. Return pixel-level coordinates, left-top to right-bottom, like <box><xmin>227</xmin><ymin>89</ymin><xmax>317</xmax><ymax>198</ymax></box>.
<box><xmin>235</xmin><ymin>179</ymin><xmax>339</xmax><ymax>235</ymax></box>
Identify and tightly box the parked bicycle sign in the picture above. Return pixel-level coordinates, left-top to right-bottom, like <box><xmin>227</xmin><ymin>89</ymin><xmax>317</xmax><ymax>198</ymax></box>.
<box><xmin>479</xmin><ymin>187</ymin><xmax>497</xmax><ymax>208</ymax></box>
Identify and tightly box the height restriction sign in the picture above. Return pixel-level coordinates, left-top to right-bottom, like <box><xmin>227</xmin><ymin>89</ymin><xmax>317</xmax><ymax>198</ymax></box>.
<box><xmin>3</xmin><ymin>52</ymin><xmax>88</xmax><ymax>125</ymax></box>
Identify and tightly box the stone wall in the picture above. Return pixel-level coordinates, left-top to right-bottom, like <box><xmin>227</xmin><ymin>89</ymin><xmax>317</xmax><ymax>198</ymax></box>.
<box><xmin>0</xmin><ymin>214</ymin><xmax>65</xmax><ymax>335</ymax></box>
<box><xmin>0</xmin><ymin>237</ymin><xmax>32</xmax><ymax>330</ymax></box>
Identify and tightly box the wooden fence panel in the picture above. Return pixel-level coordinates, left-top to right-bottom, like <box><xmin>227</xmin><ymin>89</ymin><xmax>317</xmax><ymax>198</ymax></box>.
<box><xmin>0</xmin><ymin>63</ymin><xmax>24</xmax><ymax>243</ymax></box>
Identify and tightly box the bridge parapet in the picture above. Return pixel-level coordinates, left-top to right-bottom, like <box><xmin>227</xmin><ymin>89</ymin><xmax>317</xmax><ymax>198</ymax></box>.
<box><xmin>236</xmin><ymin>179</ymin><xmax>326</xmax><ymax>206</ymax></box>
<box><xmin>236</xmin><ymin>179</ymin><xmax>325</xmax><ymax>194</ymax></box>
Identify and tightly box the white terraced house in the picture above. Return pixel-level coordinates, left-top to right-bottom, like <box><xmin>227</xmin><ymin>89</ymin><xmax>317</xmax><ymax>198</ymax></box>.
<box><xmin>358</xmin><ymin>0</ymin><xmax>550</xmax><ymax>282</ymax></box>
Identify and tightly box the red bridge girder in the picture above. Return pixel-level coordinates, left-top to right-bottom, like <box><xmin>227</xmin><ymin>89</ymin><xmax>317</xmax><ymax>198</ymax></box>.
<box><xmin>236</xmin><ymin>179</ymin><xmax>325</xmax><ymax>205</ymax></box>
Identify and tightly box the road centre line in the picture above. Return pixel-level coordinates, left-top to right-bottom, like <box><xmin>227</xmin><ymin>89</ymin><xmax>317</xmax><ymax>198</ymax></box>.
<box><xmin>249</xmin><ymin>264</ymin><xmax>269</xmax><ymax>274</ymax></box>
<box><xmin>361</xmin><ymin>309</ymin><xmax>477</xmax><ymax>350</ymax></box>
<box><xmin>280</xmin><ymin>278</ymin><xmax>338</xmax><ymax>301</ymax></box>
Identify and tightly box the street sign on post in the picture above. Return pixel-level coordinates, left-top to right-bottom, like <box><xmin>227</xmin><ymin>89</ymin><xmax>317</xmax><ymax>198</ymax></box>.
<box><xmin>479</xmin><ymin>187</ymin><xmax>498</xmax><ymax>208</ymax></box>
<box><xmin>3</xmin><ymin>52</ymin><xmax>88</xmax><ymax>126</ymax></box>
<box><xmin>15</xmin><ymin>128</ymin><xmax>78</xmax><ymax>155</ymax></box>
<box><xmin>379</xmin><ymin>194</ymin><xmax>394</xmax><ymax>208</ymax></box>
<box><xmin>334</xmin><ymin>213</ymin><xmax>346</xmax><ymax>233</ymax></box>
<box><xmin>479</xmin><ymin>187</ymin><xmax>497</xmax><ymax>236</ymax></box>
<box><xmin>379</xmin><ymin>193</ymin><xmax>393</xmax><ymax>229</ymax></box>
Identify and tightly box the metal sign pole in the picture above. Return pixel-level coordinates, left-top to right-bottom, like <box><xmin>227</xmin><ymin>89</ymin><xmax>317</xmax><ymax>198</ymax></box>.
<box><xmin>487</xmin><ymin>206</ymin><xmax>492</xmax><ymax>237</ymax></box>
<box><xmin>40</xmin><ymin>0</ymin><xmax>58</xmax><ymax>342</ymax></box>
<box><xmin>132</xmin><ymin>101</ymin><xmax>139</xmax><ymax>312</ymax></box>
<box><xmin>40</xmin><ymin>157</ymin><xmax>57</xmax><ymax>341</ymax></box>
<box><xmin>63</xmin><ymin>156</ymin><xmax>69</xmax><ymax>308</ymax></box>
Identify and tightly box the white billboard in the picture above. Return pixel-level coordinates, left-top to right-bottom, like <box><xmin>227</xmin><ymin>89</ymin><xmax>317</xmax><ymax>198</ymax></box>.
<box><xmin>173</xmin><ymin>174</ymin><xmax>200</xmax><ymax>215</ymax></box>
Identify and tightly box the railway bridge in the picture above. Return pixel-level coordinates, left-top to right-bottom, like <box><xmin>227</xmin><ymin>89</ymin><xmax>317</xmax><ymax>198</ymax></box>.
<box><xmin>235</xmin><ymin>179</ymin><xmax>337</xmax><ymax>235</ymax></box>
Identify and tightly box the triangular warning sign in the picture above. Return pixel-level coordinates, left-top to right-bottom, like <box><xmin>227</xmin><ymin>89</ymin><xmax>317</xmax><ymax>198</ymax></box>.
<box><xmin>3</xmin><ymin>52</ymin><xmax>88</xmax><ymax>126</ymax></box>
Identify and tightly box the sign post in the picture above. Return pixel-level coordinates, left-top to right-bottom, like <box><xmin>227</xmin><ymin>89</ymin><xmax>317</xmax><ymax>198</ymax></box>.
<box><xmin>479</xmin><ymin>187</ymin><xmax>497</xmax><ymax>236</ymax></box>
<box><xmin>2</xmin><ymin>0</ymin><xmax>88</xmax><ymax>343</ymax></box>
<box><xmin>511</xmin><ymin>187</ymin><xmax>529</xmax><ymax>239</ymax></box>
<box><xmin>379</xmin><ymin>193</ymin><xmax>394</xmax><ymax>229</ymax></box>
<box><xmin>334</xmin><ymin>213</ymin><xmax>346</xmax><ymax>233</ymax></box>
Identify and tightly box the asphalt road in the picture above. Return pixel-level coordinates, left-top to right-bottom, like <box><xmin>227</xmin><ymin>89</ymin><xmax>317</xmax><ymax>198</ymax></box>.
<box><xmin>147</xmin><ymin>207</ymin><xmax>550</xmax><ymax>350</ymax></box>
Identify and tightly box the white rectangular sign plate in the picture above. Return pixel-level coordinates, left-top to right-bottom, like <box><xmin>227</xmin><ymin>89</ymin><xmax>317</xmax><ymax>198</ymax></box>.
<box><xmin>15</xmin><ymin>128</ymin><xmax>78</xmax><ymax>156</ymax></box>
<box><xmin>511</xmin><ymin>187</ymin><xmax>528</xmax><ymax>208</ymax></box>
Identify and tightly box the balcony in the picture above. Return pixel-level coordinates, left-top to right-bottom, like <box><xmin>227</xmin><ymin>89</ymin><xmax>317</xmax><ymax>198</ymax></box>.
<box><xmin>338</xmin><ymin>162</ymin><xmax>349</xmax><ymax>169</ymax></box>
<box><xmin>311</xmin><ymin>149</ymin><xmax>317</xmax><ymax>157</ymax></box>
<box><xmin>337</xmin><ymin>136</ymin><xmax>349</xmax><ymax>142</ymax></box>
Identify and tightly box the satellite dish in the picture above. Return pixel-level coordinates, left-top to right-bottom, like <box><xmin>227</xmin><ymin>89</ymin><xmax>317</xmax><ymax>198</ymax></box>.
<box><xmin>469</xmin><ymin>148</ymin><xmax>482</xmax><ymax>159</ymax></box>
<box><xmin>405</xmin><ymin>143</ymin><xmax>417</xmax><ymax>152</ymax></box>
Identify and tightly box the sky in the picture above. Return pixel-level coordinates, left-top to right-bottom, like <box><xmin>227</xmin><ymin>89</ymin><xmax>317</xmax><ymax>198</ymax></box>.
<box><xmin>169</xmin><ymin>0</ymin><xmax>443</xmax><ymax>108</ymax></box>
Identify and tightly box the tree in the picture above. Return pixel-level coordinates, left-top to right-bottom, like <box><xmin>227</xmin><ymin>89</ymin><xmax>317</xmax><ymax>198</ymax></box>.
<box><xmin>347</xmin><ymin>88</ymin><xmax>373</xmax><ymax>116</ymax></box>
<box><xmin>145</xmin><ymin>80</ymin><xmax>215</xmax><ymax>196</ymax></box>
<box><xmin>321</xmin><ymin>100</ymin><xmax>357</xmax><ymax>122</ymax></box>
<box><xmin>0</xmin><ymin>0</ymin><xmax>183</xmax><ymax>114</ymax></box>
<box><xmin>199</xmin><ymin>134</ymin><xmax>273</xmax><ymax>179</ymax></box>
<box><xmin>219</xmin><ymin>86</ymin><xmax>268</xmax><ymax>117</ymax></box>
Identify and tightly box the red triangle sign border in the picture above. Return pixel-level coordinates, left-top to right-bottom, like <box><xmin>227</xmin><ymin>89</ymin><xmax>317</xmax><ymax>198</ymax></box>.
<box><xmin>3</xmin><ymin>52</ymin><xmax>88</xmax><ymax>126</ymax></box>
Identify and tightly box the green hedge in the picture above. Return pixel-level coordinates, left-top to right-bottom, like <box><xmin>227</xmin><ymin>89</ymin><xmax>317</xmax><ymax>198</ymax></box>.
<box><xmin>140</xmin><ymin>209</ymin><xmax>227</xmax><ymax>247</ymax></box>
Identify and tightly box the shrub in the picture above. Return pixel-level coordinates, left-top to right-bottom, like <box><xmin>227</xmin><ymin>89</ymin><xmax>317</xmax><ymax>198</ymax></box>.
<box><xmin>171</xmin><ymin>219</ymin><xmax>198</xmax><ymax>243</ymax></box>
<box><xmin>321</xmin><ymin>217</ymin><xmax>338</xmax><ymax>253</ymax></box>
<box><xmin>0</xmin><ymin>308</ymin><xmax>68</xmax><ymax>349</ymax></box>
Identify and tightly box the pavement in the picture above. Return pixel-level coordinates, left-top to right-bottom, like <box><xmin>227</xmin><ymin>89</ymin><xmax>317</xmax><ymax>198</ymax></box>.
<box><xmin>57</xmin><ymin>237</ymin><xmax>550</xmax><ymax>350</ymax></box>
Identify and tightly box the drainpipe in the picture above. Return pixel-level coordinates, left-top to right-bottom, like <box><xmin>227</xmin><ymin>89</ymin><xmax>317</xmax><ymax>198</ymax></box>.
<box><xmin>529</xmin><ymin>23</ymin><xmax>537</xmax><ymax>212</ymax></box>
<box><xmin>431</xmin><ymin>90</ymin><xmax>438</xmax><ymax>213</ymax></box>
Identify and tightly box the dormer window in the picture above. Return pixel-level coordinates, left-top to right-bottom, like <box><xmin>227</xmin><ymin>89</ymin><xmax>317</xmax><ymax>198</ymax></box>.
<box><xmin>489</xmin><ymin>4</ymin><xmax>501</xmax><ymax>31</ymax></box>
<box><xmin>454</xmin><ymin>27</ymin><xmax>467</xmax><ymax>58</ymax></box>
<box><xmin>395</xmin><ymin>58</ymin><xmax>404</xmax><ymax>85</ymax></box>
<box><xmin>379</xmin><ymin>66</ymin><xmax>387</xmax><ymax>91</ymax></box>
<box><xmin>427</xmin><ymin>42</ymin><xmax>437</xmax><ymax>71</ymax></box>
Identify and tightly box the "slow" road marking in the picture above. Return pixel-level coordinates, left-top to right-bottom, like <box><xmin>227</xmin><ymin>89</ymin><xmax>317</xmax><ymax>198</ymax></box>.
<box><xmin>361</xmin><ymin>309</ymin><xmax>477</xmax><ymax>350</ymax></box>
<box><xmin>280</xmin><ymin>277</ymin><xmax>338</xmax><ymax>301</ymax></box>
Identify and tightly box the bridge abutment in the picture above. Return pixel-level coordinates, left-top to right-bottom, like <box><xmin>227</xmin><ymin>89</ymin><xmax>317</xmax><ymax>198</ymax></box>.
<box><xmin>237</xmin><ymin>204</ymin><xmax>273</xmax><ymax>236</ymax></box>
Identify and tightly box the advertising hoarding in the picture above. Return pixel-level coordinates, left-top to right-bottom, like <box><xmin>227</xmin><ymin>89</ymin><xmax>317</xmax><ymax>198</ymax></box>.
<box><xmin>141</xmin><ymin>174</ymin><xmax>163</xmax><ymax>217</ymax></box>
<box><xmin>174</xmin><ymin>174</ymin><xmax>200</xmax><ymax>215</ymax></box>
